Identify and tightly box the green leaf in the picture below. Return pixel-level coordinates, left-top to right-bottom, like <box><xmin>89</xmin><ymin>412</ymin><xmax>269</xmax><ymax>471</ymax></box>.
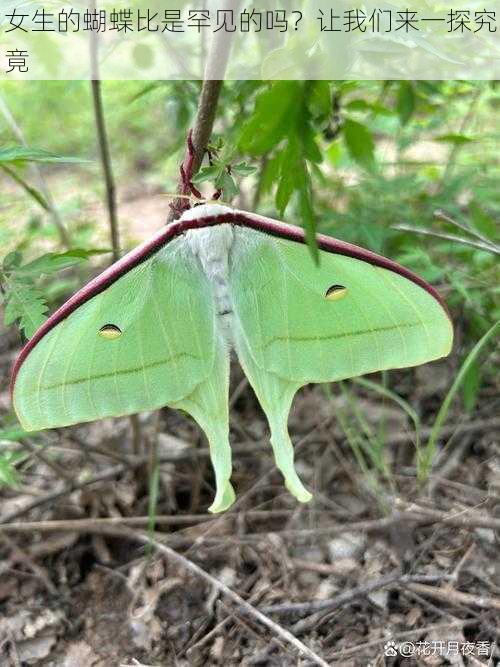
<box><xmin>302</xmin><ymin>124</ymin><xmax>322</xmax><ymax>164</ymax></box>
<box><xmin>0</xmin><ymin>452</ymin><xmax>22</xmax><ymax>487</ymax></box>
<box><xmin>260</xmin><ymin>153</ymin><xmax>283</xmax><ymax>196</ymax></box>
<box><xmin>238</xmin><ymin>81</ymin><xmax>301</xmax><ymax>155</ymax></box>
<box><xmin>191</xmin><ymin>164</ymin><xmax>221</xmax><ymax>184</ymax></box>
<box><xmin>298</xmin><ymin>186</ymin><xmax>318</xmax><ymax>264</ymax></box>
<box><xmin>220</xmin><ymin>173</ymin><xmax>238</xmax><ymax>199</ymax></box>
<box><xmin>275</xmin><ymin>141</ymin><xmax>300</xmax><ymax>215</ymax></box>
<box><xmin>62</xmin><ymin>248</ymin><xmax>112</xmax><ymax>259</ymax></box>
<box><xmin>326</xmin><ymin>141</ymin><xmax>342</xmax><ymax>167</ymax></box>
<box><xmin>0</xmin><ymin>146</ymin><xmax>86</xmax><ymax>165</ymax></box>
<box><xmin>309</xmin><ymin>81</ymin><xmax>331</xmax><ymax>117</ymax></box>
<box><xmin>345</xmin><ymin>99</ymin><xmax>372</xmax><ymax>112</ymax></box>
<box><xmin>396</xmin><ymin>82</ymin><xmax>416</xmax><ymax>126</ymax></box>
<box><xmin>462</xmin><ymin>360</ymin><xmax>481</xmax><ymax>414</ymax></box>
<box><xmin>3</xmin><ymin>251</ymin><xmax>23</xmax><ymax>271</ymax></box>
<box><xmin>0</xmin><ymin>425</ymin><xmax>29</xmax><ymax>442</ymax></box>
<box><xmin>342</xmin><ymin>118</ymin><xmax>375</xmax><ymax>171</ymax></box>
<box><xmin>17</xmin><ymin>251</ymin><xmax>87</xmax><ymax>277</ymax></box>
<box><xmin>434</xmin><ymin>134</ymin><xmax>474</xmax><ymax>145</ymax></box>
<box><xmin>231</xmin><ymin>161</ymin><xmax>257</xmax><ymax>176</ymax></box>
<box><xmin>4</xmin><ymin>281</ymin><xmax>48</xmax><ymax>338</ymax></box>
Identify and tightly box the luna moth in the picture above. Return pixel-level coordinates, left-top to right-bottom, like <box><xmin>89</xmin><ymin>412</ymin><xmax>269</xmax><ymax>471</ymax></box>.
<box><xmin>11</xmin><ymin>204</ymin><xmax>453</xmax><ymax>512</ymax></box>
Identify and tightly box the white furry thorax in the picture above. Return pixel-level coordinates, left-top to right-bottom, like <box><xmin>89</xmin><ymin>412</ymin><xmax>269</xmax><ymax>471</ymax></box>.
<box><xmin>182</xmin><ymin>205</ymin><xmax>236</xmax><ymax>342</ymax></box>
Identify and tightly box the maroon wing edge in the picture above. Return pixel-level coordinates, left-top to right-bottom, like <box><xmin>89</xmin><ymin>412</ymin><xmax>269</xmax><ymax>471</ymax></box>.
<box><xmin>10</xmin><ymin>208</ymin><xmax>451</xmax><ymax>395</ymax></box>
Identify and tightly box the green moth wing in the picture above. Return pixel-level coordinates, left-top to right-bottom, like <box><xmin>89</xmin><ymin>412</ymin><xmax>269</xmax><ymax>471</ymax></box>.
<box><xmin>228</xmin><ymin>225</ymin><xmax>453</xmax><ymax>502</ymax></box>
<box><xmin>11</xmin><ymin>231</ymin><xmax>235</xmax><ymax>512</ymax></box>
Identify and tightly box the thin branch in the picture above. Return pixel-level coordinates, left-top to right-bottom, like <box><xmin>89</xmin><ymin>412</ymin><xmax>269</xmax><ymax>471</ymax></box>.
<box><xmin>407</xmin><ymin>582</ymin><xmax>500</xmax><ymax>612</ymax></box>
<box><xmin>167</xmin><ymin>0</ymin><xmax>239</xmax><ymax>221</ymax></box>
<box><xmin>3</xmin><ymin>511</ymin><xmax>500</xmax><ymax>545</ymax></box>
<box><xmin>0</xmin><ymin>510</ymin><xmax>298</xmax><ymax>533</ymax></box>
<box><xmin>393</xmin><ymin>223</ymin><xmax>500</xmax><ymax>255</ymax></box>
<box><xmin>89</xmin><ymin>12</ymin><xmax>120</xmax><ymax>262</ymax></box>
<box><xmin>262</xmin><ymin>572</ymin><xmax>451</xmax><ymax>617</ymax></box>
<box><xmin>434</xmin><ymin>209</ymin><xmax>494</xmax><ymax>246</ymax></box>
<box><xmin>167</xmin><ymin>80</ymin><xmax>224</xmax><ymax>222</ymax></box>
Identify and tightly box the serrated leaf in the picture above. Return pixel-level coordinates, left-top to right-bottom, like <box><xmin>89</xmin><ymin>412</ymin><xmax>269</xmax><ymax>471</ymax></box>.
<box><xmin>343</xmin><ymin>118</ymin><xmax>375</xmax><ymax>171</ymax></box>
<box><xmin>4</xmin><ymin>282</ymin><xmax>48</xmax><ymax>338</ymax></box>
<box><xmin>276</xmin><ymin>171</ymin><xmax>295</xmax><ymax>215</ymax></box>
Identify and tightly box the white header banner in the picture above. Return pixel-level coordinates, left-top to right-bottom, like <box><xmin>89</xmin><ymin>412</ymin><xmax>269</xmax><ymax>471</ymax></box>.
<box><xmin>0</xmin><ymin>1</ymin><xmax>499</xmax><ymax>79</ymax></box>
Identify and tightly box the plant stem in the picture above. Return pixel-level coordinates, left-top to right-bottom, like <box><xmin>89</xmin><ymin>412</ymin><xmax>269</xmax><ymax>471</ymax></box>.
<box><xmin>0</xmin><ymin>95</ymin><xmax>71</xmax><ymax>248</ymax></box>
<box><xmin>89</xmin><ymin>14</ymin><xmax>120</xmax><ymax>263</ymax></box>
<box><xmin>441</xmin><ymin>84</ymin><xmax>482</xmax><ymax>186</ymax></box>
<box><xmin>167</xmin><ymin>80</ymin><xmax>224</xmax><ymax>222</ymax></box>
<box><xmin>167</xmin><ymin>0</ymin><xmax>239</xmax><ymax>222</ymax></box>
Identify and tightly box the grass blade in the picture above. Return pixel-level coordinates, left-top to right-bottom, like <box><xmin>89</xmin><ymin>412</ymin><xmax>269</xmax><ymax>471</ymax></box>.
<box><xmin>419</xmin><ymin>320</ymin><xmax>499</xmax><ymax>480</ymax></box>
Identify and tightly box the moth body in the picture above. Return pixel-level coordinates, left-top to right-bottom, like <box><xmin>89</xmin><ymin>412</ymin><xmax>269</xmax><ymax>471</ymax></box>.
<box><xmin>184</xmin><ymin>206</ymin><xmax>236</xmax><ymax>345</ymax></box>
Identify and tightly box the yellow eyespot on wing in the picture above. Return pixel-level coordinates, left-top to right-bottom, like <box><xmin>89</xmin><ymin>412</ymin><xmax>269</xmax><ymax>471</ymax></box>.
<box><xmin>325</xmin><ymin>284</ymin><xmax>347</xmax><ymax>301</ymax></box>
<box><xmin>98</xmin><ymin>324</ymin><xmax>122</xmax><ymax>340</ymax></box>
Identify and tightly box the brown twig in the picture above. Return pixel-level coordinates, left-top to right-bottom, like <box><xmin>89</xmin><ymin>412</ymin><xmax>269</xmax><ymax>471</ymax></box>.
<box><xmin>407</xmin><ymin>582</ymin><xmax>500</xmax><ymax>612</ymax></box>
<box><xmin>0</xmin><ymin>510</ymin><xmax>305</xmax><ymax>533</ymax></box>
<box><xmin>260</xmin><ymin>572</ymin><xmax>451</xmax><ymax>618</ymax></box>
